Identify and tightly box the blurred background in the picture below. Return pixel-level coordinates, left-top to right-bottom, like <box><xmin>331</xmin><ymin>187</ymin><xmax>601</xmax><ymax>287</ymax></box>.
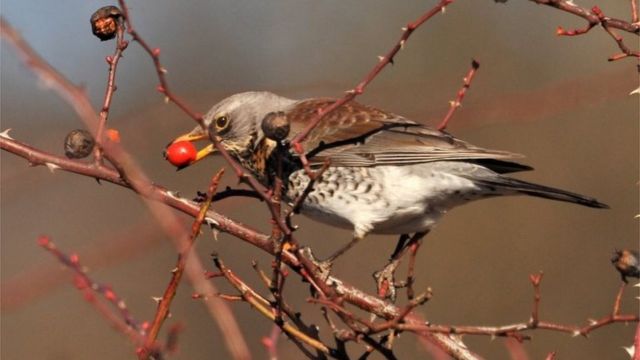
<box><xmin>1</xmin><ymin>1</ymin><xmax>638</xmax><ymax>359</ymax></box>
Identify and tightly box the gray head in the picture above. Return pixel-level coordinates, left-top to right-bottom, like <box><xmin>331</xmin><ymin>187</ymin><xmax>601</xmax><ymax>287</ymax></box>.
<box><xmin>169</xmin><ymin>91</ymin><xmax>296</xmax><ymax>164</ymax></box>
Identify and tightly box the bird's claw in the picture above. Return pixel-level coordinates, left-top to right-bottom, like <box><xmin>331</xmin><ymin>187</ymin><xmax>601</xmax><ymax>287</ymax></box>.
<box><xmin>299</xmin><ymin>246</ymin><xmax>333</xmax><ymax>281</ymax></box>
<box><xmin>373</xmin><ymin>260</ymin><xmax>401</xmax><ymax>301</ymax></box>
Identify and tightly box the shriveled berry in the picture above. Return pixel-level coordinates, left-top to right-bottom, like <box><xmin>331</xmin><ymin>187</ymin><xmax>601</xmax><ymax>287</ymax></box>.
<box><xmin>90</xmin><ymin>6</ymin><xmax>123</xmax><ymax>41</ymax></box>
<box><xmin>611</xmin><ymin>249</ymin><xmax>640</xmax><ymax>283</ymax></box>
<box><xmin>64</xmin><ymin>129</ymin><xmax>95</xmax><ymax>159</ymax></box>
<box><xmin>261</xmin><ymin>111</ymin><xmax>290</xmax><ymax>142</ymax></box>
<box><xmin>165</xmin><ymin>141</ymin><xmax>197</xmax><ymax>167</ymax></box>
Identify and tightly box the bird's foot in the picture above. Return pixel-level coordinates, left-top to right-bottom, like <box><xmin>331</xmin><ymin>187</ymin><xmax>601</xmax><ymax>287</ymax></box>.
<box><xmin>373</xmin><ymin>259</ymin><xmax>401</xmax><ymax>302</ymax></box>
<box><xmin>299</xmin><ymin>246</ymin><xmax>333</xmax><ymax>281</ymax></box>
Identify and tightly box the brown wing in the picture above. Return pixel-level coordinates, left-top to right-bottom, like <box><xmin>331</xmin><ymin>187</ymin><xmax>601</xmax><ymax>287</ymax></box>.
<box><xmin>285</xmin><ymin>98</ymin><xmax>525</xmax><ymax>168</ymax></box>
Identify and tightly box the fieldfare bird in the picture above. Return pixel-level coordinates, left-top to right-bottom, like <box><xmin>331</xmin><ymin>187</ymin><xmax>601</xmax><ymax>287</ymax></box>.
<box><xmin>169</xmin><ymin>91</ymin><xmax>607</xmax><ymax>262</ymax></box>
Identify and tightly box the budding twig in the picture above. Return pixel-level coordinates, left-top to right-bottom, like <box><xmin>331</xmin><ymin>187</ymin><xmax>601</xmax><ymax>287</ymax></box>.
<box><xmin>437</xmin><ymin>59</ymin><xmax>480</xmax><ymax>131</ymax></box>
<box><xmin>289</xmin><ymin>0</ymin><xmax>454</xmax><ymax>177</ymax></box>
<box><xmin>93</xmin><ymin>7</ymin><xmax>128</xmax><ymax>165</ymax></box>
<box><xmin>139</xmin><ymin>169</ymin><xmax>225</xmax><ymax>359</ymax></box>
<box><xmin>37</xmin><ymin>236</ymin><xmax>146</xmax><ymax>347</ymax></box>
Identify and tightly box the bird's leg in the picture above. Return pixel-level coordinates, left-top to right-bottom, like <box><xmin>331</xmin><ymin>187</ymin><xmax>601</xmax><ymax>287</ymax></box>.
<box><xmin>389</xmin><ymin>234</ymin><xmax>411</xmax><ymax>260</ymax></box>
<box><xmin>325</xmin><ymin>234</ymin><xmax>364</xmax><ymax>264</ymax></box>
<box><xmin>373</xmin><ymin>231</ymin><xmax>428</xmax><ymax>301</ymax></box>
<box><xmin>303</xmin><ymin>235</ymin><xmax>365</xmax><ymax>279</ymax></box>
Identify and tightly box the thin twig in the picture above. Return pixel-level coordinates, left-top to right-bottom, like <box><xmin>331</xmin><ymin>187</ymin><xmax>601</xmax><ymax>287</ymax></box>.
<box><xmin>437</xmin><ymin>59</ymin><xmax>480</xmax><ymax>131</ymax></box>
<box><xmin>529</xmin><ymin>0</ymin><xmax>640</xmax><ymax>61</ymax></box>
<box><xmin>37</xmin><ymin>236</ymin><xmax>147</xmax><ymax>347</ymax></box>
<box><xmin>289</xmin><ymin>0</ymin><xmax>454</xmax><ymax>176</ymax></box>
<box><xmin>116</xmin><ymin>0</ymin><xmax>203</xmax><ymax>126</ymax></box>
<box><xmin>0</xmin><ymin>17</ymin><xmax>251</xmax><ymax>360</ymax></box>
<box><xmin>213</xmin><ymin>256</ymin><xmax>333</xmax><ymax>356</ymax></box>
<box><xmin>139</xmin><ymin>169</ymin><xmax>225</xmax><ymax>358</ymax></box>
<box><xmin>94</xmin><ymin>15</ymin><xmax>128</xmax><ymax>165</ymax></box>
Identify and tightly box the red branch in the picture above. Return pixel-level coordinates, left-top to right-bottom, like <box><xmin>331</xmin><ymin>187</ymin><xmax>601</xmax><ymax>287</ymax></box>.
<box><xmin>3</xmin><ymin>2</ymin><xmax>637</xmax><ymax>359</ymax></box>
<box><xmin>0</xmin><ymin>18</ymin><xmax>251</xmax><ymax>360</ymax></box>
<box><xmin>289</xmin><ymin>0</ymin><xmax>454</xmax><ymax>175</ymax></box>
<box><xmin>531</xmin><ymin>0</ymin><xmax>639</xmax><ymax>61</ymax></box>
<box><xmin>37</xmin><ymin>236</ymin><xmax>144</xmax><ymax>341</ymax></box>
<box><xmin>437</xmin><ymin>59</ymin><xmax>479</xmax><ymax>131</ymax></box>
<box><xmin>398</xmin><ymin>276</ymin><xmax>638</xmax><ymax>339</ymax></box>
<box><xmin>116</xmin><ymin>0</ymin><xmax>203</xmax><ymax>126</ymax></box>
<box><xmin>94</xmin><ymin>16</ymin><xmax>128</xmax><ymax>165</ymax></box>
<box><xmin>1</xmin><ymin>134</ymin><xmax>479</xmax><ymax>359</ymax></box>
<box><xmin>138</xmin><ymin>169</ymin><xmax>225</xmax><ymax>358</ymax></box>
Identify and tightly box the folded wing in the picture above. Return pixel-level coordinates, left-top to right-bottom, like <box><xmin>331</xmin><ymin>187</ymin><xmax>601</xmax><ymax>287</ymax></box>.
<box><xmin>286</xmin><ymin>98</ymin><xmax>529</xmax><ymax>173</ymax></box>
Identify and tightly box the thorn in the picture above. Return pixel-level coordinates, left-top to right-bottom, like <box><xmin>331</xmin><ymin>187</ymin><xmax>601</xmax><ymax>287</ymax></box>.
<box><xmin>159</xmin><ymin>67</ymin><xmax>168</xmax><ymax>74</ymax></box>
<box><xmin>401</xmin><ymin>26</ymin><xmax>408</xmax><ymax>32</ymax></box>
<box><xmin>441</xmin><ymin>7</ymin><xmax>446</xmax><ymax>14</ymax></box>
<box><xmin>45</xmin><ymin>162</ymin><xmax>61</xmax><ymax>173</ymax></box>
<box><xmin>164</xmin><ymin>96</ymin><xmax>170</xmax><ymax>104</ymax></box>
<box><xmin>0</xmin><ymin>128</ymin><xmax>14</xmax><ymax>140</ymax></box>
<box><xmin>171</xmin><ymin>267</ymin><xmax>179</xmax><ymax>273</ymax></box>
<box><xmin>630</xmin><ymin>86</ymin><xmax>640</xmax><ymax>95</ymax></box>
<box><xmin>571</xmin><ymin>330</ymin><xmax>581</xmax><ymax>337</ymax></box>
<box><xmin>399</xmin><ymin>39</ymin><xmax>406</xmax><ymax>49</ymax></box>
<box><xmin>151</xmin><ymin>296</ymin><xmax>162</xmax><ymax>304</ymax></box>
<box><xmin>212</xmin><ymin>228</ymin><xmax>220</xmax><ymax>241</ymax></box>
<box><xmin>622</xmin><ymin>345</ymin><xmax>634</xmax><ymax>357</ymax></box>
<box><xmin>566</xmin><ymin>0</ymin><xmax>577</xmax><ymax>6</ymax></box>
<box><xmin>117</xmin><ymin>300</ymin><xmax>126</xmax><ymax>309</ymax></box>
<box><xmin>377</xmin><ymin>55</ymin><xmax>385</xmax><ymax>62</ymax></box>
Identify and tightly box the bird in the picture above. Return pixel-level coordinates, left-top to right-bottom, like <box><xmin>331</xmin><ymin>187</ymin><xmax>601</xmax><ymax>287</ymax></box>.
<box><xmin>168</xmin><ymin>91</ymin><xmax>608</xmax><ymax>263</ymax></box>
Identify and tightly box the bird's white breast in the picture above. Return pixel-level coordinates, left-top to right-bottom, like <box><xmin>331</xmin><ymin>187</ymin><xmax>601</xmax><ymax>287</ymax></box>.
<box><xmin>287</xmin><ymin>162</ymin><xmax>483</xmax><ymax>237</ymax></box>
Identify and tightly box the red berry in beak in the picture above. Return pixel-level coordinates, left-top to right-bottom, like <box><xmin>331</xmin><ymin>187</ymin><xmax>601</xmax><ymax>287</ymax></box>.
<box><xmin>165</xmin><ymin>141</ymin><xmax>197</xmax><ymax>167</ymax></box>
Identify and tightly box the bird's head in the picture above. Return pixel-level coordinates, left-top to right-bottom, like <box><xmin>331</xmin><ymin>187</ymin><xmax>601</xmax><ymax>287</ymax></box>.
<box><xmin>166</xmin><ymin>91</ymin><xmax>295</xmax><ymax>169</ymax></box>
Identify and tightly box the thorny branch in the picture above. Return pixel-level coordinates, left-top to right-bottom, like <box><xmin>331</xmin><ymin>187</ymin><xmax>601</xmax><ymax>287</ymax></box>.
<box><xmin>0</xmin><ymin>17</ymin><xmax>251</xmax><ymax>360</ymax></box>
<box><xmin>0</xmin><ymin>133</ymin><xmax>480</xmax><ymax>359</ymax></box>
<box><xmin>526</xmin><ymin>0</ymin><xmax>640</xmax><ymax>61</ymax></box>
<box><xmin>37</xmin><ymin>237</ymin><xmax>145</xmax><ymax>342</ymax></box>
<box><xmin>139</xmin><ymin>169</ymin><xmax>225</xmax><ymax>359</ymax></box>
<box><xmin>289</xmin><ymin>0</ymin><xmax>454</xmax><ymax>177</ymax></box>
<box><xmin>94</xmin><ymin>9</ymin><xmax>127</xmax><ymax>165</ymax></box>
<box><xmin>2</xmin><ymin>0</ymin><xmax>638</xmax><ymax>359</ymax></box>
<box><xmin>398</xmin><ymin>274</ymin><xmax>639</xmax><ymax>340</ymax></box>
<box><xmin>213</xmin><ymin>256</ymin><xmax>333</xmax><ymax>356</ymax></box>
<box><xmin>437</xmin><ymin>59</ymin><xmax>480</xmax><ymax>131</ymax></box>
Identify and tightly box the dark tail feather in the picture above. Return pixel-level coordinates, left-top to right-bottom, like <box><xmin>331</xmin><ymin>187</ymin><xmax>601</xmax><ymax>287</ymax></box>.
<box><xmin>474</xmin><ymin>177</ymin><xmax>609</xmax><ymax>209</ymax></box>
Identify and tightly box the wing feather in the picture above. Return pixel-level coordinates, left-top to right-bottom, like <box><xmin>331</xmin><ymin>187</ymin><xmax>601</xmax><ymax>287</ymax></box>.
<box><xmin>285</xmin><ymin>98</ymin><xmax>525</xmax><ymax>168</ymax></box>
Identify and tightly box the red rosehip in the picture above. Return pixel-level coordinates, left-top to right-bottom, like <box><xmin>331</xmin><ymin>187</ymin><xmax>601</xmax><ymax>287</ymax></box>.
<box><xmin>165</xmin><ymin>141</ymin><xmax>197</xmax><ymax>167</ymax></box>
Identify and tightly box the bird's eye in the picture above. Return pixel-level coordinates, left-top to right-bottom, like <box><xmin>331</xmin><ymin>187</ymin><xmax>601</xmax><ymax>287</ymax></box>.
<box><xmin>214</xmin><ymin>116</ymin><xmax>229</xmax><ymax>132</ymax></box>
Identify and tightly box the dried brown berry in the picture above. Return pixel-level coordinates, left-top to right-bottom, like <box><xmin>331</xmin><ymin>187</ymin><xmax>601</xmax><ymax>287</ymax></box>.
<box><xmin>90</xmin><ymin>6</ymin><xmax>123</xmax><ymax>41</ymax></box>
<box><xmin>64</xmin><ymin>129</ymin><xmax>95</xmax><ymax>159</ymax></box>
<box><xmin>261</xmin><ymin>111</ymin><xmax>290</xmax><ymax>142</ymax></box>
<box><xmin>611</xmin><ymin>249</ymin><xmax>640</xmax><ymax>283</ymax></box>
